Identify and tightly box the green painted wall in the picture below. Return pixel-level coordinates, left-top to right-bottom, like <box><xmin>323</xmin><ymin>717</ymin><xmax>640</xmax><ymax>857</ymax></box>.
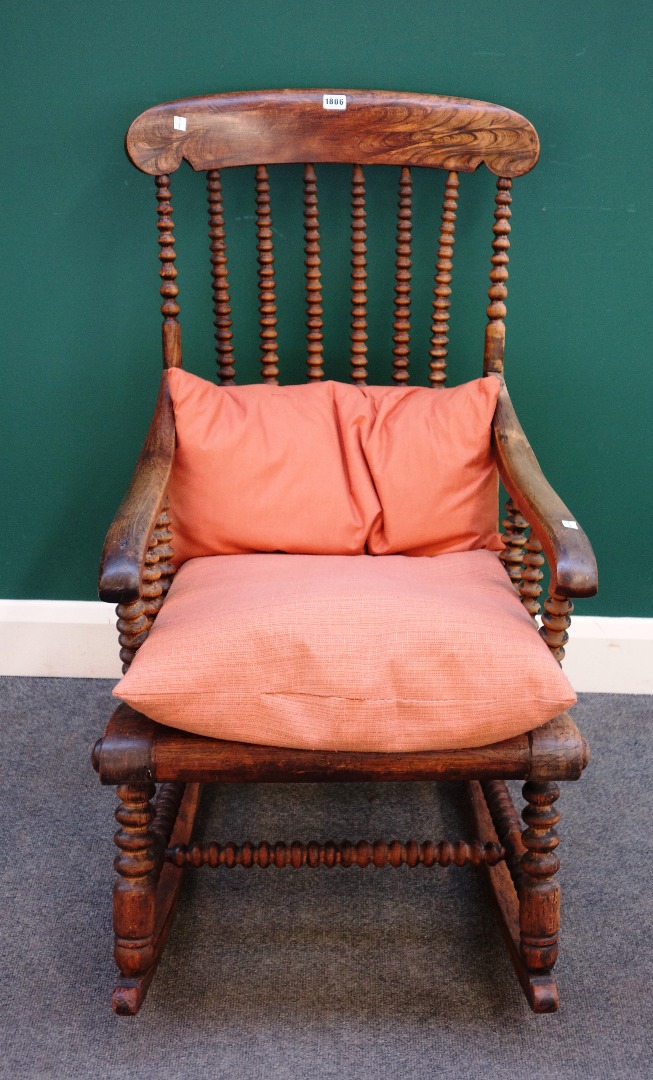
<box><xmin>3</xmin><ymin>1</ymin><xmax>651</xmax><ymax>614</ymax></box>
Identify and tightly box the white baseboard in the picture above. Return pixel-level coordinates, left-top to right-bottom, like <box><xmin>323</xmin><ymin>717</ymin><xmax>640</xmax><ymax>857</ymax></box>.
<box><xmin>0</xmin><ymin>600</ymin><xmax>122</xmax><ymax>679</ymax></box>
<box><xmin>0</xmin><ymin>601</ymin><xmax>651</xmax><ymax>693</ymax></box>
<box><xmin>556</xmin><ymin>616</ymin><xmax>653</xmax><ymax>694</ymax></box>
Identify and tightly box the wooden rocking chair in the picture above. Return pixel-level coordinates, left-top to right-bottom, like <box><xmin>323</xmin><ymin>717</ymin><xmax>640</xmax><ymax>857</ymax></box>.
<box><xmin>92</xmin><ymin>90</ymin><xmax>597</xmax><ymax>1016</ymax></box>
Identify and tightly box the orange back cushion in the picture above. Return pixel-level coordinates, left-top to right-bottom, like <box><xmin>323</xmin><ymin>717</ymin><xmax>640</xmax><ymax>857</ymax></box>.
<box><xmin>361</xmin><ymin>379</ymin><xmax>502</xmax><ymax>555</ymax></box>
<box><xmin>166</xmin><ymin>370</ymin><xmax>502</xmax><ymax>564</ymax></box>
<box><xmin>167</xmin><ymin>373</ymin><xmax>380</xmax><ymax>564</ymax></box>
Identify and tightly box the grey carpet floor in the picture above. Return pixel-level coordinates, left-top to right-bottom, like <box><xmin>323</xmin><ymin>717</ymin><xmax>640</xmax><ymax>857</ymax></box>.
<box><xmin>0</xmin><ymin>679</ymin><xmax>651</xmax><ymax>1080</ymax></box>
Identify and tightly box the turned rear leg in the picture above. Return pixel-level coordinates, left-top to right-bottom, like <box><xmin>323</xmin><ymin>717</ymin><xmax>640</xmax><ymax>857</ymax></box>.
<box><xmin>468</xmin><ymin>779</ymin><xmax>560</xmax><ymax>1012</ymax></box>
<box><xmin>113</xmin><ymin>781</ymin><xmax>157</xmax><ymax>980</ymax></box>
<box><xmin>519</xmin><ymin>781</ymin><xmax>561</xmax><ymax>973</ymax></box>
<box><xmin>111</xmin><ymin>780</ymin><xmax>201</xmax><ymax>1015</ymax></box>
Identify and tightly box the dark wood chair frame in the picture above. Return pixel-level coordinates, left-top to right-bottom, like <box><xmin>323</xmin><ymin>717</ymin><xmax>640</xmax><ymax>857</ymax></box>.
<box><xmin>92</xmin><ymin>89</ymin><xmax>598</xmax><ymax>1016</ymax></box>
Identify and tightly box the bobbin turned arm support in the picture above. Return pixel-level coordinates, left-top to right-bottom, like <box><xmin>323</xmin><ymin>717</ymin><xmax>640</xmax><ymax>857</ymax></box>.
<box><xmin>492</xmin><ymin>380</ymin><xmax>597</xmax><ymax>599</ymax></box>
<box><xmin>99</xmin><ymin>375</ymin><xmax>176</xmax><ymax>604</ymax></box>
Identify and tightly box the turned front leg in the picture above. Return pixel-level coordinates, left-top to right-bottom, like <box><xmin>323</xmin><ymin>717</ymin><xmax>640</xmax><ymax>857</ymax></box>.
<box><xmin>113</xmin><ymin>782</ymin><xmax>157</xmax><ymax>978</ymax></box>
<box><xmin>519</xmin><ymin>781</ymin><xmax>560</xmax><ymax>972</ymax></box>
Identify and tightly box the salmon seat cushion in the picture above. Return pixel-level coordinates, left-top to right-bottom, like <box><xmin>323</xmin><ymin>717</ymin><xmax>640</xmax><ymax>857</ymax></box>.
<box><xmin>165</xmin><ymin>370</ymin><xmax>502</xmax><ymax>566</ymax></box>
<box><xmin>114</xmin><ymin>550</ymin><xmax>576</xmax><ymax>752</ymax></box>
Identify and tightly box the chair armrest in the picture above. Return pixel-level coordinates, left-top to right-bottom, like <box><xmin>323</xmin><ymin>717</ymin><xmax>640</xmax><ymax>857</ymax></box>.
<box><xmin>491</xmin><ymin>379</ymin><xmax>598</xmax><ymax>599</ymax></box>
<box><xmin>99</xmin><ymin>374</ymin><xmax>176</xmax><ymax>604</ymax></box>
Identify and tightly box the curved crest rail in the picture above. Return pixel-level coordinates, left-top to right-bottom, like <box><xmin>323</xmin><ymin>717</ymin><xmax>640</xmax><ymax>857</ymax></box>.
<box><xmin>126</xmin><ymin>89</ymin><xmax>540</xmax><ymax>177</ymax></box>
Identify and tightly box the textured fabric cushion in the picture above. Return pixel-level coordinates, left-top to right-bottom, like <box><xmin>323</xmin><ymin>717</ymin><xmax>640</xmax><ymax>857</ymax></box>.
<box><xmin>167</xmin><ymin>372</ymin><xmax>380</xmax><ymax>565</ymax></box>
<box><xmin>165</xmin><ymin>371</ymin><xmax>502</xmax><ymax>566</ymax></box>
<box><xmin>114</xmin><ymin>551</ymin><xmax>576</xmax><ymax>752</ymax></box>
<box><xmin>362</xmin><ymin>380</ymin><xmax>502</xmax><ymax>556</ymax></box>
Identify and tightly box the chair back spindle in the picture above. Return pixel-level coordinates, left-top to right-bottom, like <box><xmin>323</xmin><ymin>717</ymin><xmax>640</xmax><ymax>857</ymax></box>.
<box><xmin>303</xmin><ymin>164</ymin><xmax>324</xmax><ymax>380</ymax></box>
<box><xmin>499</xmin><ymin>498</ymin><xmax>528</xmax><ymax>590</ymax></box>
<box><xmin>520</xmin><ymin>535</ymin><xmax>544</xmax><ymax>617</ymax></box>
<box><xmin>429</xmin><ymin>171</ymin><xmax>459</xmax><ymax>386</ymax></box>
<box><xmin>155</xmin><ymin>174</ymin><xmax>181</xmax><ymax>368</ymax></box>
<box><xmin>392</xmin><ymin>166</ymin><xmax>413</xmax><ymax>383</ymax></box>
<box><xmin>131</xmin><ymin>94</ymin><xmax>539</xmax><ymax>382</ymax></box>
<box><xmin>207</xmin><ymin>170</ymin><xmax>235</xmax><ymax>384</ymax></box>
<box><xmin>152</xmin><ymin>499</ymin><xmax>176</xmax><ymax>600</ymax></box>
<box><xmin>141</xmin><ymin>535</ymin><xmax>164</xmax><ymax>625</ymax></box>
<box><xmin>255</xmin><ymin>165</ymin><xmax>279</xmax><ymax>384</ymax></box>
<box><xmin>484</xmin><ymin>176</ymin><xmax>512</xmax><ymax>375</ymax></box>
<box><xmin>540</xmin><ymin>594</ymin><xmax>574</xmax><ymax>663</ymax></box>
<box><xmin>349</xmin><ymin>164</ymin><xmax>368</xmax><ymax>383</ymax></box>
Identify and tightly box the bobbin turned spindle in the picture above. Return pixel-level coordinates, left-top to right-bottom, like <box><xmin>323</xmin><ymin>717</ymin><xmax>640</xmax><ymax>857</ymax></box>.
<box><xmin>303</xmin><ymin>163</ymin><xmax>324</xmax><ymax>381</ymax></box>
<box><xmin>540</xmin><ymin>593</ymin><xmax>574</xmax><ymax>662</ymax></box>
<box><xmin>499</xmin><ymin>497</ymin><xmax>529</xmax><ymax>590</ymax></box>
<box><xmin>429</xmin><ymin>170</ymin><xmax>459</xmax><ymax>386</ymax></box>
<box><xmin>207</xmin><ymin>169</ymin><xmax>235</xmax><ymax>384</ymax></box>
<box><xmin>151</xmin><ymin>500</ymin><xmax>175</xmax><ymax>599</ymax></box>
<box><xmin>350</xmin><ymin>163</ymin><xmax>368</xmax><ymax>383</ymax></box>
<box><xmin>484</xmin><ymin>176</ymin><xmax>512</xmax><ymax>375</ymax></box>
<box><xmin>392</xmin><ymin>166</ymin><xmax>413</xmax><ymax>383</ymax></box>
<box><xmin>167</xmin><ymin>837</ymin><xmax>505</xmax><ymax>870</ymax></box>
<box><xmin>520</xmin><ymin>535</ymin><xmax>545</xmax><ymax>617</ymax></box>
<box><xmin>256</xmin><ymin>165</ymin><xmax>279</xmax><ymax>384</ymax></box>
<box><xmin>155</xmin><ymin>174</ymin><xmax>181</xmax><ymax>369</ymax></box>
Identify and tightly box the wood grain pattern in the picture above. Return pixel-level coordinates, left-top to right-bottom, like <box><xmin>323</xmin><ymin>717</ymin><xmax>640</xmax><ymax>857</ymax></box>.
<box><xmin>350</xmin><ymin>164</ymin><xmax>368</xmax><ymax>383</ymax></box>
<box><xmin>207</xmin><ymin>169</ymin><xmax>235</xmax><ymax>383</ymax></box>
<box><xmin>392</xmin><ymin>166</ymin><xmax>412</xmax><ymax>383</ymax></box>
<box><xmin>429</xmin><ymin>170</ymin><xmax>459</xmax><ymax>386</ymax></box>
<box><xmin>492</xmin><ymin>378</ymin><xmax>598</xmax><ymax>598</ymax></box>
<box><xmin>529</xmin><ymin>714</ymin><xmax>590</xmax><ymax>780</ymax></box>
<box><xmin>126</xmin><ymin>90</ymin><xmax>540</xmax><ymax>177</ymax></box>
